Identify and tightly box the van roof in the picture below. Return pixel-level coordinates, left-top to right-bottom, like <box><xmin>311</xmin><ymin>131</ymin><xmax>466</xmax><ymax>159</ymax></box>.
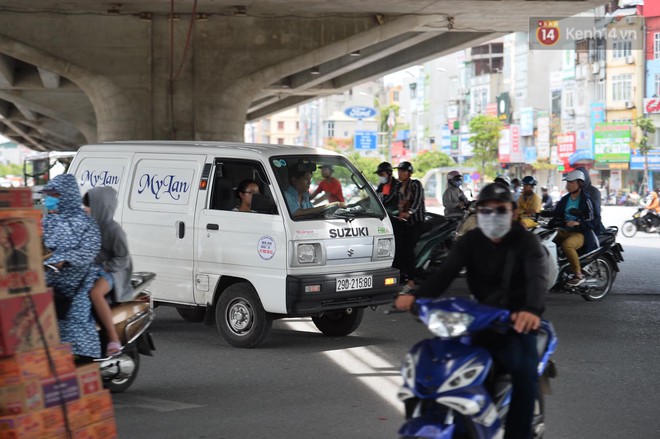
<box><xmin>80</xmin><ymin>141</ymin><xmax>341</xmax><ymax>158</ymax></box>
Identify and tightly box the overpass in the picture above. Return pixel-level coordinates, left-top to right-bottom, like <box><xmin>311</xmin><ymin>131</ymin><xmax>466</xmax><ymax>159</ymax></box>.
<box><xmin>0</xmin><ymin>0</ymin><xmax>604</xmax><ymax>151</ymax></box>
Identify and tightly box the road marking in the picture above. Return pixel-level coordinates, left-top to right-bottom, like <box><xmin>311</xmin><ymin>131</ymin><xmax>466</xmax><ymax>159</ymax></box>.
<box><xmin>113</xmin><ymin>395</ymin><xmax>204</xmax><ymax>412</ymax></box>
<box><xmin>284</xmin><ymin>319</ymin><xmax>404</xmax><ymax>413</ymax></box>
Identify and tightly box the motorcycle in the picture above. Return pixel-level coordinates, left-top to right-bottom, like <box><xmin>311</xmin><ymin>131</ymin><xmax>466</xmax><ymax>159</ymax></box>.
<box><xmin>397</xmin><ymin>297</ymin><xmax>557</xmax><ymax>439</ymax></box>
<box><xmin>534</xmin><ymin>211</ymin><xmax>624</xmax><ymax>301</ymax></box>
<box><xmin>46</xmin><ymin>265</ymin><xmax>156</xmax><ymax>393</ymax></box>
<box><xmin>621</xmin><ymin>208</ymin><xmax>660</xmax><ymax>237</ymax></box>
<box><xmin>413</xmin><ymin>212</ymin><xmax>461</xmax><ymax>280</ymax></box>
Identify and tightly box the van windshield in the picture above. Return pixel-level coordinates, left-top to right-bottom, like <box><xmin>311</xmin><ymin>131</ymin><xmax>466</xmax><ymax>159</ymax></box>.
<box><xmin>270</xmin><ymin>155</ymin><xmax>385</xmax><ymax>221</ymax></box>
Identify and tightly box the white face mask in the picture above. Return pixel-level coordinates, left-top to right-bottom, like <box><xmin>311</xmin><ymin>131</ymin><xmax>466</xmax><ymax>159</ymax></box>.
<box><xmin>379</xmin><ymin>176</ymin><xmax>389</xmax><ymax>184</ymax></box>
<box><xmin>478</xmin><ymin>211</ymin><xmax>513</xmax><ymax>240</ymax></box>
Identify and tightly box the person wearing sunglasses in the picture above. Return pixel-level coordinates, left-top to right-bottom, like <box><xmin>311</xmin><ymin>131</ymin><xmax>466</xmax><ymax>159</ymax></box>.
<box><xmin>395</xmin><ymin>182</ymin><xmax>548</xmax><ymax>439</ymax></box>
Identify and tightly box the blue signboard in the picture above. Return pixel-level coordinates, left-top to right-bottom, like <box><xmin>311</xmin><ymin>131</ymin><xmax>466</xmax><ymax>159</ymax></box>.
<box><xmin>524</xmin><ymin>147</ymin><xmax>537</xmax><ymax>164</ymax></box>
<box><xmin>344</xmin><ymin>106</ymin><xmax>377</xmax><ymax>120</ymax></box>
<box><xmin>520</xmin><ymin>107</ymin><xmax>534</xmax><ymax>137</ymax></box>
<box><xmin>441</xmin><ymin>125</ymin><xmax>451</xmax><ymax>155</ymax></box>
<box><xmin>354</xmin><ymin>130</ymin><xmax>378</xmax><ymax>150</ymax></box>
<box><xmin>630</xmin><ymin>148</ymin><xmax>660</xmax><ymax>171</ymax></box>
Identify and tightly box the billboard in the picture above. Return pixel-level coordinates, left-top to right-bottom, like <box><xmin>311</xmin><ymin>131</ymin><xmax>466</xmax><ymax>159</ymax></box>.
<box><xmin>557</xmin><ymin>132</ymin><xmax>576</xmax><ymax>166</ymax></box>
<box><xmin>520</xmin><ymin>107</ymin><xmax>535</xmax><ymax>136</ymax></box>
<box><xmin>594</xmin><ymin>123</ymin><xmax>631</xmax><ymax>164</ymax></box>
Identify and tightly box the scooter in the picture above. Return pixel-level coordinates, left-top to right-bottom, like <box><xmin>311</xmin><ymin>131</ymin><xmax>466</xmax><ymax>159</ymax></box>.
<box><xmin>397</xmin><ymin>297</ymin><xmax>557</xmax><ymax>439</ymax></box>
<box><xmin>621</xmin><ymin>208</ymin><xmax>660</xmax><ymax>237</ymax></box>
<box><xmin>534</xmin><ymin>212</ymin><xmax>624</xmax><ymax>301</ymax></box>
<box><xmin>46</xmin><ymin>265</ymin><xmax>156</xmax><ymax>393</ymax></box>
<box><xmin>413</xmin><ymin>212</ymin><xmax>461</xmax><ymax>280</ymax></box>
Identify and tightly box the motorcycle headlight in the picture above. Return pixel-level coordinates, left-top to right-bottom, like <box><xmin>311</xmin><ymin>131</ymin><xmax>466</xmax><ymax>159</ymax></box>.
<box><xmin>427</xmin><ymin>310</ymin><xmax>475</xmax><ymax>338</ymax></box>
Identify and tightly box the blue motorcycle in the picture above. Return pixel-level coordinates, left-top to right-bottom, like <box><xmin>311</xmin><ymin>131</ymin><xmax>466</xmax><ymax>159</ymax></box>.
<box><xmin>398</xmin><ymin>297</ymin><xmax>558</xmax><ymax>439</ymax></box>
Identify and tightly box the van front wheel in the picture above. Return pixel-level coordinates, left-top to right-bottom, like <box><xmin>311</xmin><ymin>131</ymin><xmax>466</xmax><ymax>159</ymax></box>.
<box><xmin>216</xmin><ymin>284</ymin><xmax>272</xmax><ymax>348</ymax></box>
<box><xmin>312</xmin><ymin>308</ymin><xmax>364</xmax><ymax>337</ymax></box>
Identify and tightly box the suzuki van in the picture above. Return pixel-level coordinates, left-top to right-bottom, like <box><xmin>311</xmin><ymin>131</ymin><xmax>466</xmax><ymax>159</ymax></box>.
<box><xmin>68</xmin><ymin>142</ymin><xmax>399</xmax><ymax>347</ymax></box>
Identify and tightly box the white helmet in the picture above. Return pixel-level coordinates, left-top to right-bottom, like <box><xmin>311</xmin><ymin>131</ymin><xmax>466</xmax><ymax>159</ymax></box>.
<box><xmin>563</xmin><ymin>170</ymin><xmax>585</xmax><ymax>182</ymax></box>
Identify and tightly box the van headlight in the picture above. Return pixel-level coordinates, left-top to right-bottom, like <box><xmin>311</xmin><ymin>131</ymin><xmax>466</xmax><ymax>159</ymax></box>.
<box><xmin>297</xmin><ymin>243</ymin><xmax>321</xmax><ymax>264</ymax></box>
<box><xmin>375</xmin><ymin>238</ymin><xmax>394</xmax><ymax>258</ymax></box>
<box><xmin>427</xmin><ymin>311</ymin><xmax>474</xmax><ymax>338</ymax></box>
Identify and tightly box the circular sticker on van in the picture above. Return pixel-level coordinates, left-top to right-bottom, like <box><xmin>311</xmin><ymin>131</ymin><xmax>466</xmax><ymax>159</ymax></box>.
<box><xmin>257</xmin><ymin>235</ymin><xmax>276</xmax><ymax>260</ymax></box>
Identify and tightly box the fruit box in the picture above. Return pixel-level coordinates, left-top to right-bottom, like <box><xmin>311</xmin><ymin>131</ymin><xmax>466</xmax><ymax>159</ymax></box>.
<box><xmin>0</xmin><ymin>211</ymin><xmax>46</xmax><ymax>300</ymax></box>
<box><xmin>0</xmin><ymin>290</ymin><xmax>60</xmax><ymax>358</ymax></box>
<box><xmin>0</xmin><ymin>344</ymin><xmax>74</xmax><ymax>385</ymax></box>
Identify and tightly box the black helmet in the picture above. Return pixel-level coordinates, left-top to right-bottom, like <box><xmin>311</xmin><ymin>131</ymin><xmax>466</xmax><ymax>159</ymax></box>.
<box><xmin>477</xmin><ymin>182</ymin><xmax>514</xmax><ymax>206</ymax></box>
<box><xmin>374</xmin><ymin>162</ymin><xmax>393</xmax><ymax>174</ymax></box>
<box><xmin>493</xmin><ymin>174</ymin><xmax>511</xmax><ymax>188</ymax></box>
<box><xmin>397</xmin><ymin>161</ymin><xmax>414</xmax><ymax>173</ymax></box>
<box><xmin>522</xmin><ymin>176</ymin><xmax>537</xmax><ymax>186</ymax></box>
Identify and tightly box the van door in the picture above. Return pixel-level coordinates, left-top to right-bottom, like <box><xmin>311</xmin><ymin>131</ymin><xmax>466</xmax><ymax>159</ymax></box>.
<box><xmin>195</xmin><ymin>158</ymin><xmax>287</xmax><ymax>312</ymax></box>
<box><xmin>122</xmin><ymin>153</ymin><xmax>205</xmax><ymax>305</ymax></box>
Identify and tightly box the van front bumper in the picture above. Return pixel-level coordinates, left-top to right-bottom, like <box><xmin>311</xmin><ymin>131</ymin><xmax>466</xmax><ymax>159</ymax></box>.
<box><xmin>285</xmin><ymin>267</ymin><xmax>400</xmax><ymax>314</ymax></box>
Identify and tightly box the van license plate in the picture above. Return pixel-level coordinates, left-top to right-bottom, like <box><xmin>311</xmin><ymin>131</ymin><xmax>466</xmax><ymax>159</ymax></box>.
<box><xmin>336</xmin><ymin>276</ymin><xmax>373</xmax><ymax>292</ymax></box>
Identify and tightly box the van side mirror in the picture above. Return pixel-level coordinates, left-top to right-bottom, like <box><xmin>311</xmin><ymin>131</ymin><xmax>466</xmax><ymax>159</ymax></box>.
<box><xmin>251</xmin><ymin>193</ymin><xmax>277</xmax><ymax>214</ymax></box>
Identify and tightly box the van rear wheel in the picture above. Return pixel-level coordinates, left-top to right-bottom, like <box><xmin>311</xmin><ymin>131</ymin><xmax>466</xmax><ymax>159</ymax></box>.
<box><xmin>216</xmin><ymin>283</ymin><xmax>272</xmax><ymax>348</ymax></box>
<box><xmin>312</xmin><ymin>308</ymin><xmax>364</xmax><ymax>337</ymax></box>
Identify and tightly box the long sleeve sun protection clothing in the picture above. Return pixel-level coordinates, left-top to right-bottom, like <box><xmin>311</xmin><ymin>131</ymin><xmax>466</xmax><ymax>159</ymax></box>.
<box><xmin>552</xmin><ymin>190</ymin><xmax>599</xmax><ymax>252</ymax></box>
<box><xmin>42</xmin><ymin>174</ymin><xmax>101</xmax><ymax>358</ymax></box>
<box><xmin>443</xmin><ymin>185</ymin><xmax>469</xmax><ymax>218</ymax></box>
<box><xmin>87</xmin><ymin>186</ymin><xmax>134</xmax><ymax>302</ymax></box>
<box><xmin>415</xmin><ymin>223</ymin><xmax>547</xmax><ymax>316</ymax></box>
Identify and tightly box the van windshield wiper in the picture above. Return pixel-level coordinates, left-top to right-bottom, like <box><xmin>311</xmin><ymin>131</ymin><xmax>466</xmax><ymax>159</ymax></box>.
<box><xmin>331</xmin><ymin>208</ymin><xmax>383</xmax><ymax>220</ymax></box>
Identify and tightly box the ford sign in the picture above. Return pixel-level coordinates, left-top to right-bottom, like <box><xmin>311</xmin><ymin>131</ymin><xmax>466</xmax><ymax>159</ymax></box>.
<box><xmin>344</xmin><ymin>106</ymin><xmax>377</xmax><ymax>120</ymax></box>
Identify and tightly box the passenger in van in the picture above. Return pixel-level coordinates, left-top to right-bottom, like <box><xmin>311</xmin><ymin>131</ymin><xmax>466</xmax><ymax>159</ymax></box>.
<box><xmin>233</xmin><ymin>179</ymin><xmax>260</xmax><ymax>212</ymax></box>
<box><xmin>284</xmin><ymin>164</ymin><xmax>343</xmax><ymax>217</ymax></box>
<box><xmin>83</xmin><ymin>187</ymin><xmax>134</xmax><ymax>356</ymax></box>
<box><xmin>42</xmin><ymin>174</ymin><xmax>102</xmax><ymax>362</ymax></box>
<box><xmin>310</xmin><ymin>165</ymin><xmax>344</xmax><ymax>205</ymax></box>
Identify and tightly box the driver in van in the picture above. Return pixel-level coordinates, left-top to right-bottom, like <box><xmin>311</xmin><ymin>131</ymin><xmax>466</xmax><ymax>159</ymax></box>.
<box><xmin>284</xmin><ymin>163</ymin><xmax>344</xmax><ymax>217</ymax></box>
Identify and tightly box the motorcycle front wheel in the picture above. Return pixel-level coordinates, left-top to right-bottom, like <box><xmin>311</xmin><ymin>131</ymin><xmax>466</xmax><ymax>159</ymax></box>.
<box><xmin>621</xmin><ymin>220</ymin><xmax>637</xmax><ymax>238</ymax></box>
<box><xmin>581</xmin><ymin>257</ymin><xmax>614</xmax><ymax>301</ymax></box>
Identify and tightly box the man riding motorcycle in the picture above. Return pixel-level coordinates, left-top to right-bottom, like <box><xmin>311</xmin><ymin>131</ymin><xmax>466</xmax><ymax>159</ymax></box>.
<box><xmin>395</xmin><ymin>182</ymin><xmax>548</xmax><ymax>439</ymax></box>
<box><xmin>642</xmin><ymin>187</ymin><xmax>660</xmax><ymax>232</ymax></box>
<box><xmin>442</xmin><ymin>170</ymin><xmax>469</xmax><ymax>219</ymax></box>
<box><xmin>516</xmin><ymin>176</ymin><xmax>542</xmax><ymax>229</ymax></box>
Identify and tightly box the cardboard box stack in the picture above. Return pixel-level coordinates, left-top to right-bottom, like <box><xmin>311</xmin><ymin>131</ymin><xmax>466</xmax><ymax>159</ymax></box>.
<box><xmin>0</xmin><ymin>188</ymin><xmax>118</xmax><ymax>438</ymax></box>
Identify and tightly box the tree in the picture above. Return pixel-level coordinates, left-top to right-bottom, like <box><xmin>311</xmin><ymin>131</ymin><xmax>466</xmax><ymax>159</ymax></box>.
<box><xmin>411</xmin><ymin>150</ymin><xmax>455</xmax><ymax>178</ymax></box>
<box><xmin>633</xmin><ymin>116</ymin><xmax>656</xmax><ymax>194</ymax></box>
<box><xmin>346</xmin><ymin>152</ymin><xmax>381</xmax><ymax>186</ymax></box>
<box><xmin>468</xmin><ymin>115</ymin><xmax>501</xmax><ymax>184</ymax></box>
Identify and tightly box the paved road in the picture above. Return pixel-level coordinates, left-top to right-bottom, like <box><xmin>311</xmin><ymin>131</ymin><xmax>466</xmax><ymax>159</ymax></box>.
<box><xmin>113</xmin><ymin>206</ymin><xmax>660</xmax><ymax>438</ymax></box>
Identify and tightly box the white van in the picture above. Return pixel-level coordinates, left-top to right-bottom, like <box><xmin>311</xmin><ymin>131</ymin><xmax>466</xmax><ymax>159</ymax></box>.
<box><xmin>68</xmin><ymin>142</ymin><xmax>399</xmax><ymax>347</ymax></box>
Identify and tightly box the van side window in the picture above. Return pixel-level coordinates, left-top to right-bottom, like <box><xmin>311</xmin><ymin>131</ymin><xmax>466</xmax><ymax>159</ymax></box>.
<box><xmin>210</xmin><ymin>160</ymin><xmax>278</xmax><ymax>214</ymax></box>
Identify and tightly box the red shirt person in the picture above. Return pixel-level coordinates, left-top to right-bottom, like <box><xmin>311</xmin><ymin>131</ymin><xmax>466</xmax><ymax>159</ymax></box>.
<box><xmin>310</xmin><ymin>165</ymin><xmax>345</xmax><ymax>204</ymax></box>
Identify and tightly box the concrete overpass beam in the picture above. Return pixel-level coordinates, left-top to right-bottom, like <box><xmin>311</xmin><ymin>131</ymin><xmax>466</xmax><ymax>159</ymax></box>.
<box><xmin>37</xmin><ymin>68</ymin><xmax>61</xmax><ymax>89</ymax></box>
<box><xmin>0</xmin><ymin>54</ymin><xmax>14</xmax><ymax>87</ymax></box>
